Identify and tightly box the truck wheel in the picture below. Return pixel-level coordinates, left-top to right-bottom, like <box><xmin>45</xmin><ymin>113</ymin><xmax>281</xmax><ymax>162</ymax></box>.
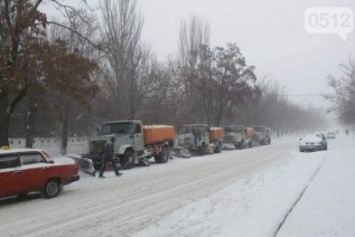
<box><xmin>94</xmin><ymin>161</ymin><xmax>103</xmax><ymax>170</ymax></box>
<box><xmin>121</xmin><ymin>150</ymin><xmax>134</xmax><ymax>169</ymax></box>
<box><xmin>198</xmin><ymin>144</ymin><xmax>206</xmax><ymax>156</ymax></box>
<box><xmin>236</xmin><ymin>141</ymin><xmax>244</xmax><ymax>149</ymax></box>
<box><xmin>44</xmin><ymin>179</ymin><xmax>61</xmax><ymax>199</ymax></box>
<box><xmin>154</xmin><ymin>146</ymin><xmax>169</xmax><ymax>163</ymax></box>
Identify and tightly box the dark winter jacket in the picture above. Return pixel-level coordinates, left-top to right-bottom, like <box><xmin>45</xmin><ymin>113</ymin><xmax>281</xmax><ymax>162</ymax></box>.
<box><xmin>102</xmin><ymin>140</ymin><xmax>115</xmax><ymax>160</ymax></box>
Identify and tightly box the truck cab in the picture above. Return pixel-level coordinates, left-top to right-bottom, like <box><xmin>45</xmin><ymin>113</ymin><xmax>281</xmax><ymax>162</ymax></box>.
<box><xmin>253</xmin><ymin>126</ymin><xmax>271</xmax><ymax>145</ymax></box>
<box><xmin>177</xmin><ymin>124</ymin><xmax>210</xmax><ymax>155</ymax></box>
<box><xmin>100</xmin><ymin>121</ymin><xmax>144</xmax><ymax>155</ymax></box>
<box><xmin>224</xmin><ymin>125</ymin><xmax>247</xmax><ymax>149</ymax></box>
<box><xmin>85</xmin><ymin>120</ymin><xmax>144</xmax><ymax>169</ymax></box>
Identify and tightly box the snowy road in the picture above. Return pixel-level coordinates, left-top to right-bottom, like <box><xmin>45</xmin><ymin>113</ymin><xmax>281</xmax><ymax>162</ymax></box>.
<box><xmin>0</xmin><ymin>135</ymin><xmax>353</xmax><ymax>237</ymax></box>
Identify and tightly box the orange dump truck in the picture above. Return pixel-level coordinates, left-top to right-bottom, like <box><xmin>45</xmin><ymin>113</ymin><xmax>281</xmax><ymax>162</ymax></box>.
<box><xmin>142</xmin><ymin>125</ymin><xmax>176</xmax><ymax>165</ymax></box>
<box><xmin>209</xmin><ymin>127</ymin><xmax>225</xmax><ymax>153</ymax></box>
<box><xmin>177</xmin><ymin>124</ymin><xmax>225</xmax><ymax>154</ymax></box>
<box><xmin>82</xmin><ymin>120</ymin><xmax>179</xmax><ymax>170</ymax></box>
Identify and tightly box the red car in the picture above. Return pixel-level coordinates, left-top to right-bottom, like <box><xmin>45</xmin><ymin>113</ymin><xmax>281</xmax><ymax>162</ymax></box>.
<box><xmin>0</xmin><ymin>148</ymin><xmax>80</xmax><ymax>199</ymax></box>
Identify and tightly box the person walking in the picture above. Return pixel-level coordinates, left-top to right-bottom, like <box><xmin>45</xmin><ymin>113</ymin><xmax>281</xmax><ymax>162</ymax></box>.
<box><xmin>99</xmin><ymin>135</ymin><xmax>122</xmax><ymax>178</ymax></box>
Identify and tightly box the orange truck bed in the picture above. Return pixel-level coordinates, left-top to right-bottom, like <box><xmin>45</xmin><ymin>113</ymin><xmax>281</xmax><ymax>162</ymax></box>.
<box><xmin>209</xmin><ymin>127</ymin><xmax>225</xmax><ymax>141</ymax></box>
<box><xmin>245</xmin><ymin>127</ymin><xmax>255</xmax><ymax>138</ymax></box>
<box><xmin>143</xmin><ymin>125</ymin><xmax>176</xmax><ymax>145</ymax></box>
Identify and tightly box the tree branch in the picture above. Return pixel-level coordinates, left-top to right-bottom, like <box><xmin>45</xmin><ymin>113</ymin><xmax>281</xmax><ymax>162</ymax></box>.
<box><xmin>9</xmin><ymin>88</ymin><xmax>28</xmax><ymax>116</ymax></box>
<box><xmin>33</xmin><ymin>0</ymin><xmax>43</xmax><ymax>10</ymax></box>
<box><xmin>46</xmin><ymin>21</ymin><xmax>102</xmax><ymax>50</ymax></box>
<box><xmin>4</xmin><ymin>0</ymin><xmax>12</xmax><ymax>27</ymax></box>
<box><xmin>50</xmin><ymin>0</ymin><xmax>92</xmax><ymax>24</ymax></box>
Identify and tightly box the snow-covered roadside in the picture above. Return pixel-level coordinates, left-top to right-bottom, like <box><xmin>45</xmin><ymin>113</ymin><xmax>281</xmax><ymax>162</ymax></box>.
<box><xmin>2</xmin><ymin>135</ymin><xmax>352</xmax><ymax>237</ymax></box>
<box><xmin>277</xmin><ymin>136</ymin><xmax>355</xmax><ymax>237</ymax></box>
<box><xmin>133</xmin><ymin>135</ymin><xmax>352</xmax><ymax>237</ymax></box>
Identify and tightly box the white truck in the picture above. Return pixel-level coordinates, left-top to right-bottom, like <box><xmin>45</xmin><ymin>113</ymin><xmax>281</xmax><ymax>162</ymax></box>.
<box><xmin>82</xmin><ymin>120</ymin><xmax>178</xmax><ymax>170</ymax></box>
<box><xmin>253</xmin><ymin>126</ymin><xmax>272</xmax><ymax>145</ymax></box>
<box><xmin>177</xmin><ymin>124</ymin><xmax>224</xmax><ymax>155</ymax></box>
<box><xmin>224</xmin><ymin>126</ymin><xmax>254</xmax><ymax>149</ymax></box>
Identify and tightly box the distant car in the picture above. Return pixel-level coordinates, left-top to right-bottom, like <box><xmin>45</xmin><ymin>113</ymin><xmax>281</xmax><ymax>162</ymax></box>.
<box><xmin>326</xmin><ymin>131</ymin><xmax>336</xmax><ymax>139</ymax></box>
<box><xmin>0</xmin><ymin>148</ymin><xmax>80</xmax><ymax>199</ymax></box>
<box><xmin>299</xmin><ymin>134</ymin><xmax>327</xmax><ymax>152</ymax></box>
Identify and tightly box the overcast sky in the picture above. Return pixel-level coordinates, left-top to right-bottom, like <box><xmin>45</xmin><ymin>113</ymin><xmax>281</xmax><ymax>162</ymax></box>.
<box><xmin>44</xmin><ymin>0</ymin><xmax>355</xmax><ymax>110</ymax></box>
<box><xmin>137</xmin><ymin>0</ymin><xmax>355</xmax><ymax>108</ymax></box>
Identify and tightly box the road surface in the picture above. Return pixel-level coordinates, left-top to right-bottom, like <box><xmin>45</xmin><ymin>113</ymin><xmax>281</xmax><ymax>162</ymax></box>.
<box><xmin>0</xmin><ymin>138</ymin><xmax>306</xmax><ymax>237</ymax></box>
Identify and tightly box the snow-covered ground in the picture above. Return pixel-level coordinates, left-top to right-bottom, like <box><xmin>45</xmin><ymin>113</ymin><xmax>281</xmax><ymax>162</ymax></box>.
<box><xmin>0</xmin><ymin>134</ymin><xmax>354</xmax><ymax>237</ymax></box>
<box><xmin>134</xmin><ymin>134</ymin><xmax>355</xmax><ymax>237</ymax></box>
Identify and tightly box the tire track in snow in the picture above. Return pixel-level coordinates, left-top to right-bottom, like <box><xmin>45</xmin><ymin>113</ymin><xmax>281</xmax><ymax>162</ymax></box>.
<box><xmin>0</xmin><ymin>140</ymin><xmax>295</xmax><ymax>237</ymax></box>
<box><xmin>273</xmin><ymin>158</ymin><xmax>326</xmax><ymax>237</ymax></box>
<box><xmin>25</xmin><ymin>151</ymin><xmax>286</xmax><ymax>237</ymax></box>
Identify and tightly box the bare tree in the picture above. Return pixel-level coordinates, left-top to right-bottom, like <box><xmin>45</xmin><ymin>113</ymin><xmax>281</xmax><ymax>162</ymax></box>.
<box><xmin>179</xmin><ymin>16</ymin><xmax>210</xmax><ymax>68</ymax></box>
<box><xmin>326</xmin><ymin>58</ymin><xmax>355</xmax><ymax>125</ymax></box>
<box><xmin>100</xmin><ymin>0</ymin><xmax>153</xmax><ymax>120</ymax></box>
<box><xmin>253</xmin><ymin>81</ymin><xmax>327</xmax><ymax>135</ymax></box>
<box><xmin>178</xmin><ymin>16</ymin><xmax>210</xmax><ymax>123</ymax></box>
<box><xmin>139</xmin><ymin>57</ymin><xmax>185</xmax><ymax>126</ymax></box>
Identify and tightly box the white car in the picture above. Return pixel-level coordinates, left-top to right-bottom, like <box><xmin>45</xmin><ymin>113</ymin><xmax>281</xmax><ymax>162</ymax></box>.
<box><xmin>299</xmin><ymin>134</ymin><xmax>328</xmax><ymax>152</ymax></box>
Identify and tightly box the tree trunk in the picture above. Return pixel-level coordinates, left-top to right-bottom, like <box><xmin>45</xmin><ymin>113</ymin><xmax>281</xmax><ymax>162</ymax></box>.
<box><xmin>25</xmin><ymin>104</ymin><xmax>38</xmax><ymax>148</ymax></box>
<box><xmin>61</xmin><ymin>100</ymin><xmax>69</xmax><ymax>155</ymax></box>
<box><xmin>0</xmin><ymin>92</ymin><xmax>10</xmax><ymax>147</ymax></box>
<box><xmin>0</xmin><ymin>88</ymin><xmax>27</xmax><ymax>147</ymax></box>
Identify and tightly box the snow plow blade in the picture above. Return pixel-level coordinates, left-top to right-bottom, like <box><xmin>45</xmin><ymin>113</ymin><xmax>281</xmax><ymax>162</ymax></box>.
<box><xmin>139</xmin><ymin>158</ymin><xmax>151</xmax><ymax>166</ymax></box>
<box><xmin>173</xmin><ymin>148</ymin><xmax>191</xmax><ymax>158</ymax></box>
<box><xmin>68</xmin><ymin>155</ymin><xmax>96</xmax><ymax>177</ymax></box>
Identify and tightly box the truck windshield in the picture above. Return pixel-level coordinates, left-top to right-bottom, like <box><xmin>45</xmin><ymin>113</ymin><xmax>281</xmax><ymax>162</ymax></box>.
<box><xmin>179</xmin><ymin>125</ymin><xmax>207</xmax><ymax>134</ymax></box>
<box><xmin>225</xmin><ymin>127</ymin><xmax>243</xmax><ymax>133</ymax></box>
<box><xmin>179</xmin><ymin>126</ymin><xmax>193</xmax><ymax>134</ymax></box>
<box><xmin>101</xmin><ymin>122</ymin><xmax>134</xmax><ymax>135</ymax></box>
<box><xmin>254</xmin><ymin>127</ymin><xmax>264</xmax><ymax>132</ymax></box>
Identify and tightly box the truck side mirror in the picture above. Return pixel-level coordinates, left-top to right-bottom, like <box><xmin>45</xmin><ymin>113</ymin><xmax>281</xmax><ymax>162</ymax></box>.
<box><xmin>96</xmin><ymin>127</ymin><xmax>101</xmax><ymax>135</ymax></box>
<box><xmin>130</xmin><ymin>133</ymin><xmax>134</xmax><ymax>139</ymax></box>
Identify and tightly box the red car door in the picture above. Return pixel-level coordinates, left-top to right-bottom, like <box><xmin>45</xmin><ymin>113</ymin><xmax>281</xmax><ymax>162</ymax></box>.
<box><xmin>0</xmin><ymin>153</ymin><xmax>22</xmax><ymax>198</ymax></box>
<box><xmin>19</xmin><ymin>152</ymin><xmax>50</xmax><ymax>193</ymax></box>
